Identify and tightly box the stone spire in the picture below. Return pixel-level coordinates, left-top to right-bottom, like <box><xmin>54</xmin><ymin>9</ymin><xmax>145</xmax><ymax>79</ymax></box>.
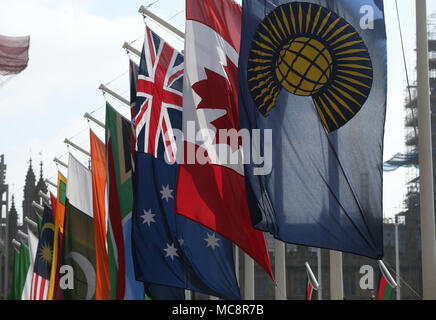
<box><xmin>8</xmin><ymin>195</ymin><xmax>17</xmax><ymax>246</ymax></box>
<box><xmin>36</xmin><ymin>160</ymin><xmax>47</xmax><ymax>196</ymax></box>
<box><xmin>22</xmin><ymin>157</ymin><xmax>37</xmax><ymax>221</ymax></box>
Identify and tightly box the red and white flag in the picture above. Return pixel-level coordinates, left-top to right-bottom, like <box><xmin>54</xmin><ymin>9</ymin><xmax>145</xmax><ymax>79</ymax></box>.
<box><xmin>175</xmin><ymin>0</ymin><xmax>272</xmax><ymax>278</ymax></box>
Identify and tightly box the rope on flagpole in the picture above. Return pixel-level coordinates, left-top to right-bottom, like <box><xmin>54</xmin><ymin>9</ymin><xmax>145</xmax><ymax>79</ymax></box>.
<box><xmin>395</xmin><ymin>0</ymin><xmax>418</xmax><ymax>139</ymax></box>
<box><xmin>382</xmin><ymin>259</ymin><xmax>423</xmax><ymax>300</ymax></box>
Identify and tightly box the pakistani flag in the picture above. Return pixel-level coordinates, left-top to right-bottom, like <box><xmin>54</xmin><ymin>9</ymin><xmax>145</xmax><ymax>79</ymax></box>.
<box><xmin>60</xmin><ymin>154</ymin><xmax>96</xmax><ymax>300</ymax></box>
<box><xmin>11</xmin><ymin>244</ymin><xmax>30</xmax><ymax>300</ymax></box>
<box><xmin>106</xmin><ymin>102</ymin><xmax>144</xmax><ymax>300</ymax></box>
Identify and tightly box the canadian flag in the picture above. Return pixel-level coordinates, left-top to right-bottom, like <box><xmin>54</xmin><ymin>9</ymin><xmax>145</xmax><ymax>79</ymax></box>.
<box><xmin>175</xmin><ymin>0</ymin><xmax>272</xmax><ymax>278</ymax></box>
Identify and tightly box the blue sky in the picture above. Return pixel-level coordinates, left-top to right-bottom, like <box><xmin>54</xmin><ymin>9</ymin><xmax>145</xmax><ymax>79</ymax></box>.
<box><xmin>0</xmin><ymin>0</ymin><xmax>435</xmax><ymax>223</ymax></box>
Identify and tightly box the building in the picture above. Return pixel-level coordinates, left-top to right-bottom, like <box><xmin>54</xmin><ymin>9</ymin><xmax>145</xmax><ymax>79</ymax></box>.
<box><xmin>0</xmin><ymin>157</ymin><xmax>47</xmax><ymax>299</ymax></box>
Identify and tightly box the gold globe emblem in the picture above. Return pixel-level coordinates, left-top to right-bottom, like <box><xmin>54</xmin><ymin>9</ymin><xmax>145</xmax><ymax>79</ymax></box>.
<box><xmin>247</xmin><ymin>2</ymin><xmax>374</xmax><ymax>132</ymax></box>
<box><xmin>275</xmin><ymin>37</ymin><xmax>333</xmax><ymax>96</ymax></box>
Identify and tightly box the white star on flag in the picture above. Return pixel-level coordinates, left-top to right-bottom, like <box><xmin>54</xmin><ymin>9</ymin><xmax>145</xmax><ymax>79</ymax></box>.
<box><xmin>178</xmin><ymin>238</ymin><xmax>185</xmax><ymax>246</ymax></box>
<box><xmin>204</xmin><ymin>233</ymin><xmax>221</xmax><ymax>250</ymax></box>
<box><xmin>163</xmin><ymin>243</ymin><xmax>179</xmax><ymax>260</ymax></box>
<box><xmin>160</xmin><ymin>184</ymin><xmax>174</xmax><ymax>202</ymax></box>
<box><xmin>141</xmin><ymin>209</ymin><xmax>156</xmax><ymax>226</ymax></box>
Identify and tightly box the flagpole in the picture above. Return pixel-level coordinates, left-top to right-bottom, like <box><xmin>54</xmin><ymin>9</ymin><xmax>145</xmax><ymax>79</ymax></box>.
<box><xmin>84</xmin><ymin>113</ymin><xmax>105</xmax><ymax>129</ymax></box>
<box><xmin>138</xmin><ymin>5</ymin><xmax>185</xmax><ymax>40</ymax></box>
<box><xmin>244</xmin><ymin>253</ymin><xmax>255</xmax><ymax>299</ymax></box>
<box><xmin>234</xmin><ymin>245</ymin><xmax>239</xmax><ymax>285</ymax></box>
<box><xmin>64</xmin><ymin>139</ymin><xmax>91</xmax><ymax>157</ymax></box>
<box><xmin>329</xmin><ymin>250</ymin><xmax>343</xmax><ymax>300</ymax></box>
<box><xmin>122</xmin><ymin>42</ymin><xmax>141</xmax><ymax>58</ymax></box>
<box><xmin>317</xmin><ymin>248</ymin><xmax>322</xmax><ymax>300</ymax></box>
<box><xmin>3</xmin><ymin>187</ymin><xmax>8</xmax><ymax>300</ymax></box>
<box><xmin>53</xmin><ymin>157</ymin><xmax>68</xmax><ymax>169</ymax></box>
<box><xmin>44</xmin><ymin>179</ymin><xmax>57</xmax><ymax>189</ymax></box>
<box><xmin>274</xmin><ymin>239</ymin><xmax>286</xmax><ymax>300</ymax></box>
<box><xmin>395</xmin><ymin>221</ymin><xmax>400</xmax><ymax>300</ymax></box>
<box><xmin>416</xmin><ymin>0</ymin><xmax>436</xmax><ymax>300</ymax></box>
<box><xmin>98</xmin><ymin>84</ymin><xmax>130</xmax><ymax>107</ymax></box>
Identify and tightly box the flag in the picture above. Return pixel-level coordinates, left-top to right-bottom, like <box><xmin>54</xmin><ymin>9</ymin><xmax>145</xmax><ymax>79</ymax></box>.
<box><xmin>21</xmin><ymin>228</ymin><xmax>38</xmax><ymax>300</ymax></box>
<box><xmin>11</xmin><ymin>247</ymin><xmax>20</xmax><ymax>299</ymax></box>
<box><xmin>174</xmin><ymin>0</ymin><xmax>272</xmax><ymax>278</ymax></box>
<box><xmin>48</xmin><ymin>172</ymin><xmax>67</xmax><ymax>300</ymax></box>
<box><xmin>0</xmin><ymin>34</ymin><xmax>30</xmax><ymax>75</ymax></box>
<box><xmin>30</xmin><ymin>205</ymin><xmax>54</xmax><ymax>300</ymax></box>
<box><xmin>90</xmin><ymin>130</ymin><xmax>110</xmax><ymax>299</ymax></box>
<box><xmin>377</xmin><ymin>261</ymin><xmax>396</xmax><ymax>300</ymax></box>
<box><xmin>60</xmin><ymin>154</ymin><xmax>96</xmax><ymax>300</ymax></box>
<box><xmin>11</xmin><ymin>244</ymin><xmax>29</xmax><ymax>300</ymax></box>
<box><xmin>50</xmin><ymin>193</ymin><xmax>57</xmax><ymax>222</ymax></box>
<box><xmin>305</xmin><ymin>262</ymin><xmax>318</xmax><ymax>300</ymax></box>
<box><xmin>128</xmin><ymin>59</ymin><xmax>186</xmax><ymax>300</ymax></box>
<box><xmin>132</xmin><ymin>25</ymin><xmax>240</xmax><ymax>299</ymax></box>
<box><xmin>237</xmin><ymin>0</ymin><xmax>387</xmax><ymax>259</ymax></box>
<box><xmin>106</xmin><ymin>104</ymin><xmax>145</xmax><ymax>300</ymax></box>
<box><xmin>306</xmin><ymin>279</ymin><xmax>314</xmax><ymax>300</ymax></box>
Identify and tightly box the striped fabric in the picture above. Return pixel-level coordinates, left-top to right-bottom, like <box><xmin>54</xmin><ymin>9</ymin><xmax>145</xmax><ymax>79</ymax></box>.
<box><xmin>30</xmin><ymin>274</ymin><xmax>49</xmax><ymax>300</ymax></box>
<box><xmin>30</xmin><ymin>205</ymin><xmax>54</xmax><ymax>300</ymax></box>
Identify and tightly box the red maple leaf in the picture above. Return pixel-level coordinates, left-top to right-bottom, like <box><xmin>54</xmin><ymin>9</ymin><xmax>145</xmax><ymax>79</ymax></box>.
<box><xmin>192</xmin><ymin>56</ymin><xmax>241</xmax><ymax>152</ymax></box>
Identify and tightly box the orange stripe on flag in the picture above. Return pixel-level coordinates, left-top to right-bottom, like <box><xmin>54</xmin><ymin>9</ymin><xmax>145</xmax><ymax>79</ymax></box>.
<box><xmin>90</xmin><ymin>130</ymin><xmax>110</xmax><ymax>299</ymax></box>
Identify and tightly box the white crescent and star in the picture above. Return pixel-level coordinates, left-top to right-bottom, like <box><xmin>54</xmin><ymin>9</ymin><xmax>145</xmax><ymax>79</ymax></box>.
<box><xmin>67</xmin><ymin>251</ymin><xmax>96</xmax><ymax>300</ymax></box>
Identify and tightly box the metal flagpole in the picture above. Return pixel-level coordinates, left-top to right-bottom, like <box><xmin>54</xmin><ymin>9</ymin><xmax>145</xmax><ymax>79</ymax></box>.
<box><xmin>329</xmin><ymin>250</ymin><xmax>343</xmax><ymax>300</ymax></box>
<box><xmin>84</xmin><ymin>112</ymin><xmax>105</xmax><ymax>130</ymax></box>
<box><xmin>122</xmin><ymin>42</ymin><xmax>141</xmax><ymax>58</ymax></box>
<box><xmin>45</xmin><ymin>179</ymin><xmax>57</xmax><ymax>189</ymax></box>
<box><xmin>244</xmin><ymin>253</ymin><xmax>255</xmax><ymax>299</ymax></box>
<box><xmin>274</xmin><ymin>239</ymin><xmax>286</xmax><ymax>300</ymax></box>
<box><xmin>53</xmin><ymin>157</ymin><xmax>68</xmax><ymax>169</ymax></box>
<box><xmin>317</xmin><ymin>248</ymin><xmax>322</xmax><ymax>300</ymax></box>
<box><xmin>416</xmin><ymin>0</ymin><xmax>436</xmax><ymax>300</ymax></box>
<box><xmin>395</xmin><ymin>221</ymin><xmax>400</xmax><ymax>300</ymax></box>
<box><xmin>138</xmin><ymin>5</ymin><xmax>185</xmax><ymax>40</ymax></box>
<box><xmin>234</xmin><ymin>245</ymin><xmax>239</xmax><ymax>285</ymax></box>
<box><xmin>3</xmin><ymin>187</ymin><xmax>8</xmax><ymax>300</ymax></box>
<box><xmin>98</xmin><ymin>84</ymin><xmax>130</xmax><ymax>107</ymax></box>
<box><xmin>64</xmin><ymin>139</ymin><xmax>91</xmax><ymax>157</ymax></box>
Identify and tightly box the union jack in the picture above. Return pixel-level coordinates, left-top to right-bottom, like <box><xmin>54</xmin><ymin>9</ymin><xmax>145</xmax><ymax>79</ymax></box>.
<box><xmin>134</xmin><ymin>26</ymin><xmax>184</xmax><ymax>163</ymax></box>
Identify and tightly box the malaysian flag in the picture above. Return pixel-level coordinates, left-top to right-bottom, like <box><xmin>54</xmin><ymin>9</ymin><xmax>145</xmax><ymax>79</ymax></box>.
<box><xmin>30</xmin><ymin>205</ymin><xmax>54</xmax><ymax>300</ymax></box>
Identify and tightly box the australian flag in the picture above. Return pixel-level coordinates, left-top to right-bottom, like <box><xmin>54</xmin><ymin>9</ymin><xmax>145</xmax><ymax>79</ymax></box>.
<box><xmin>132</xmin><ymin>25</ymin><xmax>240</xmax><ymax>300</ymax></box>
<box><xmin>30</xmin><ymin>205</ymin><xmax>54</xmax><ymax>300</ymax></box>
<box><xmin>238</xmin><ymin>0</ymin><xmax>386</xmax><ymax>259</ymax></box>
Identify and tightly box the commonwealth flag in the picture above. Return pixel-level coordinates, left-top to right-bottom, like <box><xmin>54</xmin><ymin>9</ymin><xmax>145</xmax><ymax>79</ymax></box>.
<box><xmin>238</xmin><ymin>0</ymin><xmax>386</xmax><ymax>259</ymax></box>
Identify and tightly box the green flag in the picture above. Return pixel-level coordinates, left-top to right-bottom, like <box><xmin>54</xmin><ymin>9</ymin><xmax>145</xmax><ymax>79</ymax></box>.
<box><xmin>11</xmin><ymin>248</ymin><xmax>20</xmax><ymax>300</ymax></box>
<box><xmin>106</xmin><ymin>102</ymin><xmax>144</xmax><ymax>300</ymax></box>
<box><xmin>11</xmin><ymin>238</ymin><xmax>32</xmax><ymax>299</ymax></box>
<box><xmin>60</xmin><ymin>153</ymin><xmax>96</xmax><ymax>300</ymax></box>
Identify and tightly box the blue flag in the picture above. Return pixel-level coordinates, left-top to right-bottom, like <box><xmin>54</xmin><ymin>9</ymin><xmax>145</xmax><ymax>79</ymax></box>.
<box><xmin>31</xmin><ymin>204</ymin><xmax>54</xmax><ymax>299</ymax></box>
<box><xmin>132</xmin><ymin>25</ymin><xmax>240</xmax><ymax>299</ymax></box>
<box><xmin>238</xmin><ymin>0</ymin><xmax>386</xmax><ymax>259</ymax></box>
